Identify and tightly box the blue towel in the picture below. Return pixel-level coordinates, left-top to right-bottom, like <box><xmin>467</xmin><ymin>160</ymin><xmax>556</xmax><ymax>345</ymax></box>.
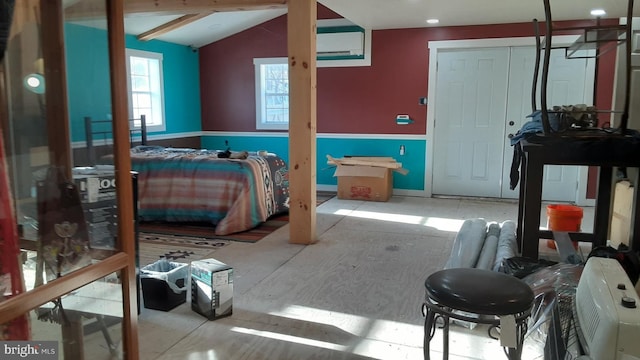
<box><xmin>510</xmin><ymin>110</ymin><xmax>561</xmax><ymax>145</ymax></box>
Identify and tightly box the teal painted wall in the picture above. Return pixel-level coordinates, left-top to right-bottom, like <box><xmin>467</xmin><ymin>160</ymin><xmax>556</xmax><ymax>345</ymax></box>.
<box><xmin>65</xmin><ymin>24</ymin><xmax>111</xmax><ymax>143</ymax></box>
<box><xmin>202</xmin><ymin>135</ymin><xmax>426</xmax><ymax>190</ymax></box>
<box><xmin>124</xmin><ymin>35</ymin><xmax>201</xmax><ymax>135</ymax></box>
<box><xmin>317</xmin><ymin>138</ymin><xmax>425</xmax><ymax>190</ymax></box>
<box><xmin>64</xmin><ymin>24</ymin><xmax>201</xmax><ymax>142</ymax></box>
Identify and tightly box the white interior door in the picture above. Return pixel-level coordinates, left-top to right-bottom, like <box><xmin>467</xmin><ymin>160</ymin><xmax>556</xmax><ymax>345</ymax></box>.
<box><xmin>432</xmin><ymin>47</ymin><xmax>510</xmax><ymax>197</ymax></box>
<box><xmin>501</xmin><ymin>46</ymin><xmax>593</xmax><ymax>201</ymax></box>
<box><xmin>432</xmin><ymin>45</ymin><xmax>593</xmax><ymax>201</ymax></box>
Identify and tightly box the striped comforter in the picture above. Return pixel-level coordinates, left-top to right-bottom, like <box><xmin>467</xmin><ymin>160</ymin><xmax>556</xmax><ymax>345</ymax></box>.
<box><xmin>130</xmin><ymin>146</ymin><xmax>289</xmax><ymax>235</ymax></box>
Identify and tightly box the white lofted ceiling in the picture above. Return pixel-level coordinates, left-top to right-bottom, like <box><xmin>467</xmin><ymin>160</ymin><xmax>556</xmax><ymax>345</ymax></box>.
<box><xmin>118</xmin><ymin>0</ymin><xmax>639</xmax><ymax>48</ymax></box>
<box><xmin>123</xmin><ymin>9</ymin><xmax>287</xmax><ymax>48</ymax></box>
<box><xmin>320</xmin><ymin>0</ymin><xmax>638</xmax><ymax>30</ymax></box>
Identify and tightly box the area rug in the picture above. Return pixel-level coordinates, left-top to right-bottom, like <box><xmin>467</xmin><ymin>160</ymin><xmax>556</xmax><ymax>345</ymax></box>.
<box><xmin>138</xmin><ymin>232</ymin><xmax>230</xmax><ymax>267</ymax></box>
<box><xmin>138</xmin><ymin>191</ymin><xmax>335</xmax><ymax>243</ymax></box>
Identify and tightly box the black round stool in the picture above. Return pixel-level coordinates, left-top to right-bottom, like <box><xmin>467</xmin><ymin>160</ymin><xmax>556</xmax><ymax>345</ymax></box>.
<box><xmin>422</xmin><ymin>268</ymin><xmax>534</xmax><ymax>360</ymax></box>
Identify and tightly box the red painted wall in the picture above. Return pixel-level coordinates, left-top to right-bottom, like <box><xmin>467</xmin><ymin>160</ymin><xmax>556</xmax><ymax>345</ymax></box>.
<box><xmin>199</xmin><ymin>16</ymin><xmax>287</xmax><ymax>133</ymax></box>
<box><xmin>199</xmin><ymin>10</ymin><xmax>618</xmax><ymax>198</ymax></box>
<box><xmin>200</xmin><ymin>17</ymin><xmax>617</xmax><ymax>135</ymax></box>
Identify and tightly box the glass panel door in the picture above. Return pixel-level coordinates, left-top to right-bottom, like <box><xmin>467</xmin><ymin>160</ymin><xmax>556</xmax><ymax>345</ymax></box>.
<box><xmin>0</xmin><ymin>1</ymin><xmax>138</xmax><ymax>358</ymax></box>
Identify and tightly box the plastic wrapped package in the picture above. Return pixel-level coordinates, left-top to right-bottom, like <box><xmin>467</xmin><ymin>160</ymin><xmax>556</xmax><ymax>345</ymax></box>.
<box><xmin>475</xmin><ymin>222</ymin><xmax>500</xmax><ymax>270</ymax></box>
<box><xmin>499</xmin><ymin>257</ymin><xmax>557</xmax><ymax>279</ymax></box>
<box><xmin>445</xmin><ymin>220</ymin><xmax>497</xmax><ymax>329</ymax></box>
<box><xmin>492</xmin><ymin>220</ymin><xmax>518</xmax><ymax>272</ymax></box>
<box><xmin>444</xmin><ymin>218</ymin><xmax>487</xmax><ymax>269</ymax></box>
<box><xmin>521</xmin><ymin>263</ymin><xmax>584</xmax><ymax>356</ymax></box>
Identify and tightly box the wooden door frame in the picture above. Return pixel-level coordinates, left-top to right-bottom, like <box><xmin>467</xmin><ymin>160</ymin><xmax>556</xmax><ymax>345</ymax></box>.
<box><xmin>0</xmin><ymin>1</ymin><xmax>139</xmax><ymax>358</ymax></box>
<box><xmin>425</xmin><ymin>36</ymin><xmax>595</xmax><ymax>206</ymax></box>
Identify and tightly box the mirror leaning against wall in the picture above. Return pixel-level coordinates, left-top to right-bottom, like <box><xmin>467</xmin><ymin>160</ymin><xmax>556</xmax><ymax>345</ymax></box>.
<box><xmin>0</xmin><ymin>0</ymin><xmax>138</xmax><ymax>359</ymax></box>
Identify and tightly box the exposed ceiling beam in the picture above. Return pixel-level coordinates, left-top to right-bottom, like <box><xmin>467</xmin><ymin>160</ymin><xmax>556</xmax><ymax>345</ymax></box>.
<box><xmin>136</xmin><ymin>12</ymin><xmax>214</xmax><ymax>41</ymax></box>
<box><xmin>126</xmin><ymin>0</ymin><xmax>288</xmax><ymax>14</ymax></box>
<box><xmin>65</xmin><ymin>0</ymin><xmax>287</xmax><ymax>19</ymax></box>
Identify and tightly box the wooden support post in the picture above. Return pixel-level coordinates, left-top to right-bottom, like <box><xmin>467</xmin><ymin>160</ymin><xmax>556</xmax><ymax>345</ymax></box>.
<box><xmin>106</xmin><ymin>0</ymin><xmax>139</xmax><ymax>357</ymax></box>
<box><xmin>287</xmin><ymin>0</ymin><xmax>317</xmax><ymax>244</ymax></box>
<box><xmin>40</xmin><ymin>0</ymin><xmax>72</xmax><ymax>176</ymax></box>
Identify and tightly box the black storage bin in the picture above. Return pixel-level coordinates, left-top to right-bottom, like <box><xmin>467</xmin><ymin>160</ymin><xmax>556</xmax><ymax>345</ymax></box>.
<box><xmin>140</xmin><ymin>259</ymin><xmax>188</xmax><ymax>311</ymax></box>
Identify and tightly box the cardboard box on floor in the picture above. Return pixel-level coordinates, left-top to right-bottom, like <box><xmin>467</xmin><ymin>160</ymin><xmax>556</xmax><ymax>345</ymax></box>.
<box><xmin>327</xmin><ymin>155</ymin><xmax>408</xmax><ymax>202</ymax></box>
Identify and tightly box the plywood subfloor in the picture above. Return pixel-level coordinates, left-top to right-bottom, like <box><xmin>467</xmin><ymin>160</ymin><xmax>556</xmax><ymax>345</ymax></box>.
<box><xmin>138</xmin><ymin>196</ymin><xmax>593</xmax><ymax>360</ymax></box>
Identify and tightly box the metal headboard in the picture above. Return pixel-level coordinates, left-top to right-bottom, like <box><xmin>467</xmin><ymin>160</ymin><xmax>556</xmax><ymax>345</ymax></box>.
<box><xmin>84</xmin><ymin>114</ymin><xmax>147</xmax><ymax>165</ymax></box>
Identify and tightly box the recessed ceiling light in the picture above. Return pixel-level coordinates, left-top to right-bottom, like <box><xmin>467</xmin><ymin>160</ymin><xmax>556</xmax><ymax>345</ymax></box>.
<box><xmin>426</xmin><ymin>19</ymin><xmax>439</xmax><ymax>24</ymax></box>
<box><xmin>590</xmin><ymin>9</ymin><xmax>606</xmax><ymax>16</ymax></box>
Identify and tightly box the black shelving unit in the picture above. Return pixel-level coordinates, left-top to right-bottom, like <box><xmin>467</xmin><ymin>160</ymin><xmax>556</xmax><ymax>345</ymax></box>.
<box><xmin>516</xmin><ymin>0</ymin><xmax>640</xmax><ymax>261</ymax></box>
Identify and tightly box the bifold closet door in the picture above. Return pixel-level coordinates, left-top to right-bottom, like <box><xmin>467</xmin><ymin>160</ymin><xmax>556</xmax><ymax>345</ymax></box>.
<box><xmin>432</xmin><ymin>46</ymin><xmax>592</xmax><ymax>201</ymax></box>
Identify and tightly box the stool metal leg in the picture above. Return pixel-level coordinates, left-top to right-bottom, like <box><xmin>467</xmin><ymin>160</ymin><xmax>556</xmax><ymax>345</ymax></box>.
<box><xmin>423</xmin><ymin>302</ymin><xmax>453</xmax><ymax>360</ymax></box>
<box><xmin>514</xmin><ymin>319</ymin><xmax>528</xmax><ymax>360</ymax></box>
<box><xmin>442</xmin><ymin>314</ymin><xmax>449</xmax><ymax>360</ymax></box>
<box><xmin>505</xmin><ymin>317</ymin><xmax>529</xmax><ymax>360</ymax></box>
<box><xmin>424</xmin><ymin>300</ymin><xmax>531</xmax><ymax>360</ymax></box>
<box><xmin>423</xmin><ymin>306</ymin><xmax>436</xmax><ymax>360</ymax></box>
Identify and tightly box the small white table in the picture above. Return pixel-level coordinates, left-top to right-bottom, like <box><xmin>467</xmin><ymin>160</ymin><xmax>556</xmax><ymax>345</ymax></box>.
<box><xmin>39</xmin><ymin>281</ymin><xmax>124</xmax><ymax>359</ymax></box>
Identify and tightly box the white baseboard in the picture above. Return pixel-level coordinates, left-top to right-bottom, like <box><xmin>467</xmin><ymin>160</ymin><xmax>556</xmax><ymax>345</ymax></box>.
<box><xmin>316</xmin><ymin>184</ymin><xmax>425</xmax><ymax>197</ymax></box>
<box><xmin>316</xmin><ymin>184</ymin><xmax>338</xmax><ymax>192</ymax></box>
<box><xmin>392</xmin><ymin>189</ymin><xmax>426</xmax><ymax>197</ymax></box>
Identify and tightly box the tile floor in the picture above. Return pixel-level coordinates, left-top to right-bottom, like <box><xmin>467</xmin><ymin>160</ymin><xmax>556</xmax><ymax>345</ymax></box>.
<box><xmin>132</xmin><ymin>195</ymin><xmax>596</xmax><ymax>360</ymax></box>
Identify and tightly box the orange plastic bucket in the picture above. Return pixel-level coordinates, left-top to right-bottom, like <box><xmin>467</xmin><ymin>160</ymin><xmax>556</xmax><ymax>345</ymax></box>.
<box><xmin>546</xmin><ymin>204</ymin><xmax>583</xmax><ymax>249</ymax></box>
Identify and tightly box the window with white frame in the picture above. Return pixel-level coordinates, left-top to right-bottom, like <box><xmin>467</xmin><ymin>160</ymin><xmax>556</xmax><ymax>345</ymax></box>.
<box><xmin>254</xmin><ymin>57</ymin><xmax>289</xmax><ymax>130</ymax></box>
<box><xmin>125</xmin><ymin>49</ymin><xmax>165</xmax><ymax>132</ymax></box>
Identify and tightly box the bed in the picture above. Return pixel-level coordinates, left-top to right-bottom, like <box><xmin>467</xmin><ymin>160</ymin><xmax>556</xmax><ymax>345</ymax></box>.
<box><xmin>130</xmin><ymin>146</ymin><xmax>289</xmax><ymax>235</ymax></box>
<box><xmin>83</xmin><ymin>116</ymin><xmax>290</xmax><ymax>235</ymax></box>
